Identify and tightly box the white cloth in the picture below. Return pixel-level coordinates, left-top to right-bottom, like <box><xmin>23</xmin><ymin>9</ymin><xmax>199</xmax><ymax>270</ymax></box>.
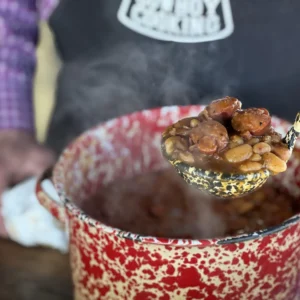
<box><xmin>1</xmin><ymin>177</ymin><xmax>68</xmax><ymax>253</ymax></box>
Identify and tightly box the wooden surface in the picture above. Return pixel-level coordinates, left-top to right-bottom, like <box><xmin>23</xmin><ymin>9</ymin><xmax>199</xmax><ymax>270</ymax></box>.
<box><xmin>0</xmin><ymin>239</ymin><xmax>73</xmax><ymax>300</ymax></box>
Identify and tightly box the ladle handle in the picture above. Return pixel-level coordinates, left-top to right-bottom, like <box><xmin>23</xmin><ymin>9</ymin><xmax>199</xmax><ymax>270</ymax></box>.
<box><xmin>283</xmin><ymin>112</ymin><xmax>300</xmax><ymax>151</ymax></box>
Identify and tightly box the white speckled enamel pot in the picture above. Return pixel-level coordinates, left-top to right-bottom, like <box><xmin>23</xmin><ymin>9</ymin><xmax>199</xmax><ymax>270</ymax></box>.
<box><xmin>36</xmin><ymin>105</ymin><xmax>300</xmax><ymax>300</ymax></box>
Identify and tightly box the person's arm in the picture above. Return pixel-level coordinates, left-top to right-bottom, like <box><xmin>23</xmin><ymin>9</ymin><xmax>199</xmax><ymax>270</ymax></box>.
<box><xmin>0</xmin><ymin>1</ymin><xmax>56</xmax><ymax>238</ymax></box>
<box><xmin>0</xmin><ymin>0</ymin><xmax>39</xmax><ymax>131</ymax></box>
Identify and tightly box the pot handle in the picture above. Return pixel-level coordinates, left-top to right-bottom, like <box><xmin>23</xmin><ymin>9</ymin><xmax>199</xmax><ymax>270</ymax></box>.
<box><xmin>36</xmin><ymin>167</ymin><xmax>66</xmax><ymax>227</ymax></box>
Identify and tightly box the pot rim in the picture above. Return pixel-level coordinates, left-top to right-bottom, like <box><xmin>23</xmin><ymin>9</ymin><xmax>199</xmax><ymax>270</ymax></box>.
<box><xmin>53</xmin><ymin>105</ymin><xmax>300</xmax><ymax>247</ymax></box>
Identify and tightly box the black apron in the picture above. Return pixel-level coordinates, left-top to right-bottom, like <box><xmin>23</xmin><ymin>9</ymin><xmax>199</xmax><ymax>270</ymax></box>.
<box><xmin>46</xmin><ymin>0</ymin><xmax>300</xmax><ymax>154</ymax></box>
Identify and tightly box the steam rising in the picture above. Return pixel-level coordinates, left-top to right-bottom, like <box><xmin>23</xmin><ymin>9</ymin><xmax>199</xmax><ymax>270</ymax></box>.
<box><xmin>45</xmin><ymin>40</ymin><xmax>237</xmax><ymax>239</ymax></box>
<box><xmin>46</xmin><ymin>42</ymin><xmax>236</xmax><ymax>154</ymax></box>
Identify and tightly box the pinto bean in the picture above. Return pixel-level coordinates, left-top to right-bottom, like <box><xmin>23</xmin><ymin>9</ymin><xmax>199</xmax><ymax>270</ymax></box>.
<box><xmin>175</xmin><ymin>127</ymin><xmax>191</xmax><ymax>136</ymax></box>
<box><xmin>168</xmin><ymin>128</ymin><xmax>177</xmax><ymax>136</ymax></box>
<box><xmin>229</xmin><ymin>142</ymin><xmax>242</xmax><ymax>149</ymax></box>
<box><xmin>248</xmin><ymin>138</ymin><xmax>260</xmax><ymax>145</ymax></box>
<box><xmin>271</xmin><ymin>134</ymin><xmax>282</xmax><ymax>143</ymax></box>
<box><xmin>162</xmin><ymin>125</ymin><xmax>174</xmax><ymax>137</ymax></box>
<box><xmin>179</xmin><ymin>151</ymin><xmax>195</xmax><ymax>164</ymax></box>
<box><xmin>253</xmin><ymin>142</ymin><xmax>271</xmax><ymax>155</ymax></box>
<box><xmin>263</xmin><ymin>152</ymin><xmax>287</xmax><ymax>173</ymax></box>
<box><xmin>240</xmin><ymin>131</ymin><xmax>253</xmax><ymax>141</ymax></box>
<box><xmin>165</xmin><ymin>119</ymin><xmax>193</xmax><ymax>137</ymax></box>
<box><xmin>189</xmin><ymin>144</ymin><xmax>199</xmax><ymax>152</ymax></box>
<box><xmin>232</xmin><ymin>108</ymin><xmax>271</xmax><ymax>136</ymax></box>
<box><xmin>174</xmin><ymin>118</ymin><xmax>192</xmax><ymax>128</ymax></box>
<box><xmin>190</xmin><ymin>119</ymin><xmax>200</xmax><ymax>128</ymax></box>
<box><xmin>229</xmin><ymin>135</ymin><xmax>244</xmax><ymax>149</ymax></box>
<box><xmin>271</xmin><ymin>145</ymin><xmax>291</xmax><ymax>161</ymax></box>
<box><xmin>165</xmin><ymin>137</ymin><xmax>187</xmax><ymax>156</ymax></box>
<box><xmin>205</xmin><ymin>96</ymin><xmax>242</xmax><ymax>121</ymax></box>
<box><xmin>190</xmin><ymin>120</ymin><xmax>229</xmax><ymax>154</ymax></box>
<box><xmin>262</xmin><ymin>135</ymin><xmax>272</xmax><ymax>143</ymax></box>
<box><xmin>230</xmin><ymin>135</ymin><xmax>244</xmax><ymax>144</ymax></box>
<box><xmin>250</xmin><ymin>153</ymin><xmax>262</xmax><ymax>162</ymax></box>
<box><xmin>239</xmin><ymin>161</ymin><xmax>263</xmax><ymax>173</ymax></box>
<box><xmin>224</xmin><ymin>144</ymin><xmax>253</xmax><ymax>163</ymax></box>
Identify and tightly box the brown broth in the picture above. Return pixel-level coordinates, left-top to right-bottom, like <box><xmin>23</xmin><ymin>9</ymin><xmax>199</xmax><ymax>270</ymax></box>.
<box><xmin>80</xmin><ymin>168</ymin><xmax>299</xmax><ymax>239</ymax></box>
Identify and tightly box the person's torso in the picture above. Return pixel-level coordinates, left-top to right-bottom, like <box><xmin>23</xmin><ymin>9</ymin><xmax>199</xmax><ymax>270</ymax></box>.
<box><xmin>46</xmin><ymin>0</ymin><xmax>300</xmax><ymax>152</ymax></box>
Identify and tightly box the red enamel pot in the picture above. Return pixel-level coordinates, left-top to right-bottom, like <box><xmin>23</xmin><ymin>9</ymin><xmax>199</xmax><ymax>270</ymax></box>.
<box><xmin>36</xmin><ymin>105</ymin><xmax>300</xmax><ymax>300</ymax></box>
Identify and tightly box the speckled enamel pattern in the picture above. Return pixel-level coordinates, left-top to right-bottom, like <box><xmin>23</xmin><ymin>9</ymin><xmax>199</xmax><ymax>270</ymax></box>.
<box><xmin>163</xmin><ymin>156</ymin><xmax>270</xmax><ymax>199</ymax></box>
<box><xmin>36</xmin><ymin>106</ymin><xmax>300</xmax><ymax>300</ymax></box>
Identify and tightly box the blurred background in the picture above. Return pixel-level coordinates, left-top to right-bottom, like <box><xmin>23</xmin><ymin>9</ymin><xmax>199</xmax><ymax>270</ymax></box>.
<box><xmin>34</xmin><ymin>22</ymin><xmax>61</xmax><ymax>143</ymax></box>
<box><xmin>0</xmin><ymin>22</ymin><xmax>72</xmax><ymax>300</ymax></box>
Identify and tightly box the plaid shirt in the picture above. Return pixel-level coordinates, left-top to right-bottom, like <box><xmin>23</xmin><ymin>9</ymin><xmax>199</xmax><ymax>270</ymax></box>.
<box><xmin>0</xmin><ymin>0</ymin><xmax>58</xmax><ymax>131</ymax></box>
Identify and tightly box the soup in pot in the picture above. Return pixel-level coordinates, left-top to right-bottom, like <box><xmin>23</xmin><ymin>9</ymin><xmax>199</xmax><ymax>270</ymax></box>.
<box><xmin>80</xmin><ymin>168</ymin><xmax>299</xmax><ymax>239</ymax></box>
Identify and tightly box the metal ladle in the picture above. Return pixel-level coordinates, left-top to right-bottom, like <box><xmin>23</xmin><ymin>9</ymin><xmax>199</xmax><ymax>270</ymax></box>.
<box><xmin>161</xmin><ymin>112</ymin><xmax>300</xmax><ymax>199</ymax></box>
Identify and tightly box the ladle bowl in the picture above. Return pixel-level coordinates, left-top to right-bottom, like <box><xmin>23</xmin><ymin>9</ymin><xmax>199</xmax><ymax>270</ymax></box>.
<box><xmin>162</xmin><ymin>112</ymin><xmax>300</xmax><ymax>198</ymax></box>
<box><xmin>161</xmin><ymin>149</ymin><xmax>270</xmax><ymax>198</ymax></box>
